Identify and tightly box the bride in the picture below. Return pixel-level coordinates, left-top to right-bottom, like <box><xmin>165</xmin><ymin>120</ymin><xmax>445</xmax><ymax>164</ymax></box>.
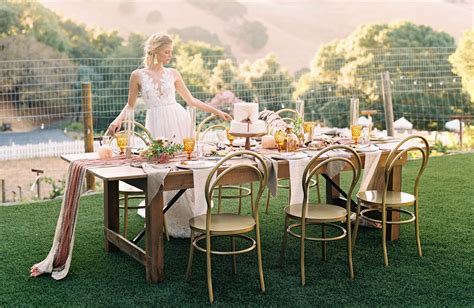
<box><xmin>108</xmin><ymin>33</ymin><xmax>232</xmax><ymax>238</ymax></box>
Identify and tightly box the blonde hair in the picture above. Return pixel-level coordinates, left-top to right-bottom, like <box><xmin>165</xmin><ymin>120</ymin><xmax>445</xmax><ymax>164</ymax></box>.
<box><xmin>143</xmin><ymin>33</ymin><xmax>173</xmax><ymax>68</ymax></box>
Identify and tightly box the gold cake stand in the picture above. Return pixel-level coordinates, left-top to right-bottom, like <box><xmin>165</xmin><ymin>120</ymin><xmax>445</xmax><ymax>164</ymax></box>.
<box><xmin>229</xmin><ymin>131</ymin><xmax>266</xmax><ymax>150</ymax></box>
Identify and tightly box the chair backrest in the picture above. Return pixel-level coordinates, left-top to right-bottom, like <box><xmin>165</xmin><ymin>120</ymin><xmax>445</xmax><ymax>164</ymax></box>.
<box><xmin>302</xmin><ymin>145</ymin><xmax>362</xmax><ymax>217</ymax></box>
<box><xmin>196</xmin><ymin>115</ymin><xmax>228</xmax><ymax>142</ymax></box>
<box><xmin>383</xmin><ymin>135</ymin><xmax>430</xmax><ymax>198</ymax></box>
<box><xmin>204</xmin><ymin>151</ymin><xmax>268</xmax><ymax>216</ymax></box>
<box><xmin>275</xmin><ymin>108</ymin><xmax>301</xmax><ymax>125</ymax></box>
<box><xmin>106</xmin><ymin>121</ymin><xmax>153</xmax><ymax>147</ymax></box>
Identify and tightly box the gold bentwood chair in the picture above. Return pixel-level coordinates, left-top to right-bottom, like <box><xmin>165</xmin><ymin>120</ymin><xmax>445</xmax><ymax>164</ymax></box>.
<box><xmin>279</xmin><ymin>145</ymin><xmax>362</xmax><ymax>286</ymax></box>
<box><xmin>185</xmin><ymin>150</ymin><xmax>268</xmax><ymax>304</ymax></box>
<box><xmin>111</xmin><ymin>122</ymin><xmax>169</xmax><ymax>240</ymax></box>
<box><xmin>265</xmin><ymin>108</ymin><xmax>321</xmax><ymax>214</ymax></box>
<box><xmin>197</xmin><ymin>114</ymin><xmax>253</xmax><ymax>214</ymax></box>
<box><xmin>353</xmin><ymin>135</ymin><xmax>430</xmax><ymax>266</ymax></box>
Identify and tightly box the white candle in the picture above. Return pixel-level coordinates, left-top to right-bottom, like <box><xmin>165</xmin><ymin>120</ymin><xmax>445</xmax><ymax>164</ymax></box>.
<box><xmin>261</xmin><ymin>135</ymin><xmax>276</xmax><ymax>149</ymax></box>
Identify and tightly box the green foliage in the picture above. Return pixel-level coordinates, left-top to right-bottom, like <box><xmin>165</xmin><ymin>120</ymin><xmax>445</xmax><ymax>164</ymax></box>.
<box><xmin>169</xmin><ymin>26</ymin><xmax>222</xmax><ymax>47</ymax></box>
<box><xmin>141</xmin><ymin>138</ymin><xmax>183</xmax><ymax>160</ymax></box>
<box><xmin>239</xmin><ymin>54</ymin><xmax>294</xmax><ymax>109</ymax></box>
<box><xmin>236</xmin><ymin>20</ymin><xmax>268</xmax><ymax>50</ymax></box>
<box><xmin>297</xmin><ymin>21</ymin><xmax>461</xmax><ymax>128</ymax></box>
<box><xmin>43</xmin><ymin>176</ymin><xmax>66</xmax><ymax>199</ymax></box>
<box><xmin>449</xmin><ymin>30</ymin><xmax>474</xmax><ymax>103</ymax></box>
<box><xmin>145</xmin><ymin>10</ymin><xmax>163</xmax><ymax>24</ymax></box>
<box><xmin>0</xmin><ymin>35</ymin><xmax>76</xmax><ymax>117</ymax></box>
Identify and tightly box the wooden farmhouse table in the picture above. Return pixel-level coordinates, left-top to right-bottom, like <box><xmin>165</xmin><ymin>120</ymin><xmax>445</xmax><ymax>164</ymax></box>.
<box><xmin>62</xmin><ymin>148</ymin><xmax>407</xmax><ymax>283</ymax></box>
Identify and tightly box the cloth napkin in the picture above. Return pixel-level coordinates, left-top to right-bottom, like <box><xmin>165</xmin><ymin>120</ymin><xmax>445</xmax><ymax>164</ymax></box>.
<box><xmin>192</xmin><ymin>167</ymin><xmax>216</xmax><ymax>216</ymax></box>
<box><xmin>141</xmin><ymin>163</ymin><xmax>171</xmax><ymax>206</ymax></box>
<box><xmin>259</xmin><ymin>157</ymin><xmax>278</xmax><ymax>197</ymax></box>
<box><xmin>289</xmin><ymin>157</ymin><xmax>311</xmax><ymax>205</ymax></box>
<box><xmin>324</xmin><ymin>150</ymin><xmax>352</xmax><ymax>179</ymax></box>
<box><xmin>359</xmin><ymin>150</ymin><xmax>383</xmax><ymax>192</ymax></box>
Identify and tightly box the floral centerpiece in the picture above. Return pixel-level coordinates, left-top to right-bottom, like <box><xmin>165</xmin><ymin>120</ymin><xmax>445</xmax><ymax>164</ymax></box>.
<box><xmin>140</xmin><ymin>137</ymin><xmax>183</xmax><ymax>163</ymax></box>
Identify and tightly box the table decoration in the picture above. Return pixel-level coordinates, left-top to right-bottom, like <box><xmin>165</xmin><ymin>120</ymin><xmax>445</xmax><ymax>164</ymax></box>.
<box><xmin>140</xmin><ymin>137</ymin><xmax>183</xmax><ymax>163</ymax></box>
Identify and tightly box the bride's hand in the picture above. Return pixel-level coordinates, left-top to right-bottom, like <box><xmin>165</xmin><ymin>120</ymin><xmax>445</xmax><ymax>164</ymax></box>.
<box><xmin>216</xmin><ymin>111</ymin><xmax>232</xmax><ymax>122</ymax></box>
<box><xmin>107</xmin><ymin>120</ymin><xmax>122</xmax><ymax>135</ymax></box>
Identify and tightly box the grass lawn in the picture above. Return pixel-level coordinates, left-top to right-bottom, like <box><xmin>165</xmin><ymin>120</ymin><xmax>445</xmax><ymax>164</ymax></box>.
<box><xmin>1</xmin><ymin>153</ymin><xmax>473</xmax><ymax>306</ymax></box>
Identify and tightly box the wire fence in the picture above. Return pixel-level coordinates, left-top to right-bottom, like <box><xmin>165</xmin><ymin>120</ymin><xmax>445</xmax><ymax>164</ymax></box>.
<box><xmin>0</xmin><ymin>47</ymin><xmax>472</xmax><ymax>136</ymax></box>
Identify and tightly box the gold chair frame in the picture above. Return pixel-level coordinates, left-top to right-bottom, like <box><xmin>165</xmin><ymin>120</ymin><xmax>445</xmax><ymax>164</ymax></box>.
<box><xmin>196</xmin><ymin>114</ymin><xmax>253</xmax><ymax>214</ymax></box>
<box><xmin>279</xmin><ymin>145</ymin><xmax>362</xmax><ymax>286</ymax></box>
<box><xmin>353</xmin><ymin>135</ymin><xmax>430</xmax><ymax>266</ymax></box>
<box><xmin>185</xmin><ymin>150</ymin><xmax>268</xmax><ymax>303</ymax></box>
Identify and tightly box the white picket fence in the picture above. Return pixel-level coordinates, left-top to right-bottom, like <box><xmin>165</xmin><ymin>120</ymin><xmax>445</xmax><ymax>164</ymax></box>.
<box><xmin>0</xmin><ymin>140</ymin><xmax>100</xmax><ymax>160</ymax></box>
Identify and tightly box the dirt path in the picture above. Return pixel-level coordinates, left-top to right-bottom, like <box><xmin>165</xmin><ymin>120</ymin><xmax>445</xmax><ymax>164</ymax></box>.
<box><xmin>0</xmin><ymin>157</ymin><xmax>70</xmax><ymax>203</ymax></box>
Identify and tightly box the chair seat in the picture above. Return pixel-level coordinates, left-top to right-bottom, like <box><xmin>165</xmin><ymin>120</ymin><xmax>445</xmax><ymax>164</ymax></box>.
<box><xmin>357</xmin><ymin>190</ymin><xmax>415</xmax><ymax>207</ymax></box>
<box><xmin>190</xmin><ymin>213</ymin><xmax>256</xmax><ymax>234</ymax></box>
<box><xmin>119</xmin><ymin>181</ymin><xmax>143</xmax><ymax>194</ymax></box>
<box><xmin>285</xmin><ymin>203</ymin><xmax>347</xmax><ymax>222</ymax></box>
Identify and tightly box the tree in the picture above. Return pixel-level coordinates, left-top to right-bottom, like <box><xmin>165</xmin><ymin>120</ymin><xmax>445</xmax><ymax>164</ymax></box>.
<box><xmin>297</xmin><ymin>21</ymin><xmax>459</xmax><ymax>128</ymax></box>
<box><xmin>0</xmin><ymin>35</ymin><xmax>76</xmax><ymax>117</ymax></box>
<box><xmin>449</xmin><ymin>30</ymin><xmax>474</xmax><ymax>103</ymax></box>
<box><xmin>238</xmin><ymin>54</ymin><xmax>294</xmax><ymax>110</ymax></box>
<box><xmin>0</xmin><ymin>1</ymin><xmax>70</xmax><ymax>52</ymax></box>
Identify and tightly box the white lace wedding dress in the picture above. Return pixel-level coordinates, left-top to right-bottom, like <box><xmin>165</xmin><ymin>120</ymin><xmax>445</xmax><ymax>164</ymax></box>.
<box><xmin>136</xmin><ymin>67</ymin><xmax>199</xmax><ymax>238</ymax></box>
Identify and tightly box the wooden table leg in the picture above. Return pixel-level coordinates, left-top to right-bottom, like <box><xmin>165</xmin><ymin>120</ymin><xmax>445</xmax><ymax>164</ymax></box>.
<box><xmin>104</xmin><ymin>179</ymin><xmax>119</xmax><ymax>252</ymax></box>
<box><xmin>146</xmin><ymin>186</ymin><xmax>165</xmax><ymax>283</ymax></box>
<box><xmin>387</xmin><ymin>165</ymin><xmax>401</xmax><ymax>241</ymax></box>
<box><xmin>325</xmin><ymin>173</ymin><xmax>340</xmax><ymax>204</ymax></box>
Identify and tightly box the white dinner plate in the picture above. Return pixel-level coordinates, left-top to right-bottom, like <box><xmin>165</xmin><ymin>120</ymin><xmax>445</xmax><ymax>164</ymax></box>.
<box><xmin>271</xmin><ymin>152</ymin><xmax>308</xmax><ymax>160</ymax></box>
<box><xmin>175</xmin><ymin>160</ymin><xmax>217</xmax><ymax>169</ymax></box>
<box><xmin>355</xmin><ymin>144</ymin><xmax>379</xmax><ymax>152</ymax></box>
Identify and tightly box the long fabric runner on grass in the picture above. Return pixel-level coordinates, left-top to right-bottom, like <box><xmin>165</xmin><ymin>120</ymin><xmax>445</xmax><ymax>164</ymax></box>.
<box><xmin>31</xmin><ymin>156</ymin><xmax>148</xmax><ymax>280</ymax></box>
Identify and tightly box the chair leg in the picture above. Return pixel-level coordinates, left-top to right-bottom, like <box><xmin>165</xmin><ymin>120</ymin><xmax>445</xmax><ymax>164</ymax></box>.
<box><xmin>238</xmin><ymin>184</ymin><xmax>243</xmax><ymax>214</ymax></box>
<box><xmin>352</xmin><ymin>199</ymin><xmax>362</xmax><ymax>249</ymax></box>
<box><xmin>255</xmin><ymin>224</ymin><xmax>265</xmax><ymax>293</ymax></box>
<box><xmin>414</xmin><ymin>201</ymin><xmax>423</xmax><ymax>257</ymax></box>
<box><xmin>185</xmin><ymin>230</ymin><xmax>195</xmax><ymax>281</ymax></box>
<box><xmin>265</xmin><ymin>189</ymin><xmax>271</xmax><ymax>214</ymax></box>
<box><xmin>321</xmin><ymin>224</ymin><xmax>327</xmax><ymax>261</ymax></box>
<box><xmin>206</xmin><ymin>232</ymin><xmax>214</xmax><ymax>304</ymax></box>
<box><xmin>231</xmin><ymin>236</ymin><xmax>237</xmax><ymax>274</ymax></box>
<box><xmin>347</xmin><ymin>216</ymin><xmax>354</xmax><ymax>279</ymax></box>
<box><xmin>300</xmin><ymin>218</ymin><xmax>306</xmax><ymax>286</ymax></box>
<box><xmin>382</xmin><ymin>207</ymin><xmax>389</xmax><ymax>267</ymax></box>
<box><xmin>316</xmin><ymin>175</ymin><xmax>321</xmax><ymax>203</ymax></box>
<box><xmin>218</xmin><ymin>185</ymin><xmax>223</xmax><ymax>214</ymax></box>
<box><xmin>250</xmin><ymin>183</ymin><xmax>254</xmax><ymax>215</ymax></box>
<box><xmin>123</xmin><ymin>194</ymin><xmax>129</xmax><ymax>238</ymax></box>
<box><xmin>164</xmin><ymin>214</ymin><xmax>170</xmax><ymax>241</ymax></box>
<box><xmin>279</xmin><ymin>215</ymin><xmax>290</xmax><ymax>266</ymax></box>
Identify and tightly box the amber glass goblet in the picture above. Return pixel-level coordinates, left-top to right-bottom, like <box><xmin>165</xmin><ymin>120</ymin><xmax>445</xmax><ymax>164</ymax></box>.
<box><xmin>351</xmin><ymin>125</ymin><xmax>363</xmax><ymax>146</ymax></box>
<box><xmin>226</xmin><ymin>128</ymin><xmax>235</xmax><ymax>148</ymax></box>
<box><xmin>183</xmin><ymin>137</ymin><xmax>195</xmax><ymax>161</ymax></box>
<box><xmin>274</xmin><ymin>129</ymin><xmax>286</xmax><ymax>152</ymax></box>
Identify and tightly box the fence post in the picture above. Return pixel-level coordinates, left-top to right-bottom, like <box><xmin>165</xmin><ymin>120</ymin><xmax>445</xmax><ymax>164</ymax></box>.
<box><xmin>82</xmin><ymin>82</ymin><xmax>95</xmax><ymax>191</ymax></box>
<box><xmin>381</xmin><ymin>71</ymin><xmax>395</xmax><ymax>137</ymax></box>
<box><xmin>1</xmin><ymin>179</ymin><xmax>5</xmax><ymax>203</ymax></box>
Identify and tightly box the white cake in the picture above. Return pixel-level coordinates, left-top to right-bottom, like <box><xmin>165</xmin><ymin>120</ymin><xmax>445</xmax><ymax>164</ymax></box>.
<box><xmin>230</xmin><ymin>103</ymin><xmax>266</xmax><ymax>134</ymax></box>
